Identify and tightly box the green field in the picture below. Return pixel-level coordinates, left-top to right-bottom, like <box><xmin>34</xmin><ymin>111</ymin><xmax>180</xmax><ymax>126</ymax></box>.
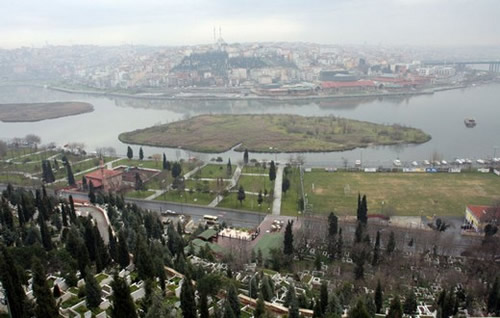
<box><xmin>236</xmin><ymin>175</ymin><xmax>274</xmax><ymax>193</ymax></box>
<box><xmin>218</xmin><ymin>192</ymin><xmax>272</xmax><ymax>213</ymax></box>
<box><xmin>242</xmin><ymin>165</ymin><xmax>269</xmax><ymax>174</ymax></box>
<box><xmin>253</xmin><ymin>233</ymin><xmax>284</xmax><ymax>260</ymax></box>
<box><xmin>119</xmin><ymin>114</ymin><xmax>431</xmax><ymax>153</ymax></box>
<box><xmin>280</xmin><ymin>168</ymin><xmax>302</xmax><ymax>216</ymax></box>
<box><xmin>112</xmin><ymin>158</ymin><xmax>163</xmax><ymax>170</ymax></box>
<box><xmin>155</xmin><ymin>190</ymin><xmax>216</xmax><ymax>205</ymax></box>
<box><xmin>125</xmin><ymin>190</ymin><xmax>156</xmax><ymax>199</ymax></box>
<box><xmin>0</xmin><ymin>101</ymin><xmax>93</xmax><ymax>122</ymax></box>
<box><xmin>303</xmin><ymin>170</ymin><xmax>500</xmax><ymax>216</ymax></box>
<box><xmin>1</xmin><ymin>147</ymin><xmax>38</xmax><ymax>160</ymax></box>
<box><xmin>184</xmin><ymin>179</ymin><xmax>229</xmax><ymax>192</ymax></box>
<box><xmin>193</xmin><ymin>164</ymin><xmax>231</xmax><ymax>179</ymax></box>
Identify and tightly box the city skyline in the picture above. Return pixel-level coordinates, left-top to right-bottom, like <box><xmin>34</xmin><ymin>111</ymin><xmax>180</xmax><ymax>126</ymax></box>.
<box><xmin>1</xmin><ymin>0</ymin><xmax>500</xmax><ymax>49</ymax></box>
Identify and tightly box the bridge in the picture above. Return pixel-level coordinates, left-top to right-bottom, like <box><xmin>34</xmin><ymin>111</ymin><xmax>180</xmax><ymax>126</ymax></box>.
<box><xmin>421</xmin><ymin>60</ymin><xmax>500</xmax><ymax>72</ymax></box>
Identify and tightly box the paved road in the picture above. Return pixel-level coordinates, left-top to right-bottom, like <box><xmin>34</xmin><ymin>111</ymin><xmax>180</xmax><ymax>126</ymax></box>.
<box><xmin>61</xmin><ymin>191</ymin><xmax>263</xmax><ymax>228</ymax></box>
<box><xmin>272</xmin><ymin>166</ymin><xmax>283</xmax><ymax>215</ymax></box>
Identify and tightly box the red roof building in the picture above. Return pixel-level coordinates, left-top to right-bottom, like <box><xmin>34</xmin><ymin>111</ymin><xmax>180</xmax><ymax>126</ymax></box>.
<box><xmin>465</xmin><ymin>205</ymin><xmax>500</xmax><ymax>232</ymax></box>
<box><xmin>321</xmin><ymin>80</ymin><xmax>375</xmax><ymax>89</ymax></box>
<box><xmin>83</xmin><ymin>168</ymin><xmax>123</xmax><ymax>192</ymax></box>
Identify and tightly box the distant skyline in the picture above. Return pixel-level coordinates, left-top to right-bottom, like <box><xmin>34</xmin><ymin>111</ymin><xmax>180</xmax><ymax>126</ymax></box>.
<box><xmin>1</xmin><ymin>0</ymin><xmax>500</xmax><ymax>49</ymax></box>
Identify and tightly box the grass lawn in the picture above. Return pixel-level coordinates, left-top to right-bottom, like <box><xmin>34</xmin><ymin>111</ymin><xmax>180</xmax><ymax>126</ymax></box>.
<box><xmin>112</xmin><ymin>158</ymin><xmax>163</xmax><ymax>170</ymax></box>
<box><xmin>236</xmin><ymin>175</ymin><xmax>274</xmax><ymax>193</ymax></box>
<box><xmin>0</xmin><ymin>174</ymin><xmax>40</xmax><ymax>186</ymax></box>
<box><xmin>125</xmin><ymin>190</ymin><xmax>156</xmax><ymax>199</ymax></box>
<box><xmin>218</xmin><ymin>192</ymin><xmax>272</xmax><ymax>213</ymax></box>
<box><xmin>155</xmin><ymin>190</ymin><xmax>216</xmax><ymax>205</ymax></box>
<box><xmin>119</xmin><ymin>114</ymin><xmax>431</xmax><ymax>152</ymax></box>
<box><xmin>303</xmin><ymin>170</ymin><xmax>500</xmax><ymax>216</ymax></box>
<box><xmin>185</xmin><ymin>179</ymin><xmax>229</xmax><ymax>192</ymax></box>
<box><xmin>1</xmin><ymin>147</ymin><xmax>38</xmax><ymax>160</ymax></box>
<box><xmin>253</xmin><ymin>233</ymin><xmax>284</xmax><ymax>260</ymax></box>
<box><xmin>13</xmin><ymin>150</ymin><xmax>59</xmax><ymax>163</ymax></box>
<box><xmin>146</xmin><ymin>171</ymin><xmax>171</xmax><ymax>189</ymax></box>
<box><xmin>0</xmin><ymin>162</ymin><xmax>42</xmax><ymax>174</ymax></box>
<box><xmin>280</xmin><ymin>168</ymin><xmax>302</xmax><ymax>216</ymax></box>
<box><xmin>242</xmin><ymin>165</ymin><xmax>269</xmax><ymax>174</ymax></box>
<box><xmin>194</xmin><ymin>164</ymin><xmax>231</xmax><ymax>179</ymax></box>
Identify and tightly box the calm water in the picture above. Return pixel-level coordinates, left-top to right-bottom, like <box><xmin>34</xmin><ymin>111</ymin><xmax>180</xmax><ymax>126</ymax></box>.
<box><xmin>0</xmin><ymin>84</ymin><xmax>499</xmax><ymax>167</ymax></box>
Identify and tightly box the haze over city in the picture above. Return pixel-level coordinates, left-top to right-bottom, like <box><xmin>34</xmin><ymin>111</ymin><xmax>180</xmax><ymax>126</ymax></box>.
<box><xmin>2</xmin><ymin>0</ymin><xmax>500</xmax><ymax>48</ymax></box>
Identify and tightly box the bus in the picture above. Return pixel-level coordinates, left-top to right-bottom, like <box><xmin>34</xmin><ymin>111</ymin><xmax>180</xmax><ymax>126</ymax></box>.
<box><xmin>203</xmin><ymin>215</ymin><xmax>219</xmax><ymax>224</ymax></box>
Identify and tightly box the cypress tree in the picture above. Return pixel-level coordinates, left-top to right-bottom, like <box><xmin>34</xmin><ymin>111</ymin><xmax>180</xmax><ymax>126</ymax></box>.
<box><xmin>403</xmin><ymin>290</ymin><xmax>417</xmax><ymax>315</ymax></box>
<box><xmin>375</xmin><ymin>280</ymin><xmax>383</xmax><ymax>314</ymax></box>
<box><xmin>360</xmin><ymin>194</ymin><xmax>368</xmax><ymax>224</ymax></box>
<box><xmin>269</xmin><ymin>160</ymin><xmax>276</xmax><ymax>181</ymax></box>
<box><xmin>162</xmin><ymin>153</ymin><xmax>168</xmax><ymax>170</ymax></box>
<box><xmin>237</xmin><ymin>185</ymin><xmax>246</xmax><ymax>206</ymax></box>
<box><xmin>336</xmin><ymin>228</ymin><xmax>343</xmax><ymax>259</ymax></box>
<box><xmin>110</xmin><ymin>274</ymin><xmax>138</xmax><ymax>318</ymax></box>
<box><xmin>487</xmin><ymin>277</ymin><xmax>499</xmax><ymax>315</ymax></box>
<box><xmin>109</xmin><ymin>226</ymin><xmax>118</xmax><ymax>262</ymax></box>
<box><xmin>127</xmin><ymin>146</ymin><xmax>133</xmax><ymax>160</ymax></box>
<box><xmin>249</xmin><ymin>275</ymin><xmax>259</xmax><ymax>299</ymax></box>
<box><xmin>387</xmin><ymin>231</ymin><xmax>396</xmax><ymax>254</ymax></box>
<box><xmin>372</xmin><ymin>230</ymin><xmax>381</xmax><ymax>266</ymax></box>
<box><xmin>0</xmin><ymin>244</ymin><xmax>27</xmax><ymax>318</ymax></box>
<box><xmin>354</xmin><ymin>221</ymin><xmax>363</xmax><ymax>243</ymax></box>
<box><xmin>254</xmin><ymin>292</ymin><xmax>266</xmax><ymax>318</ymax></box>
<box><xmin>243</xmin><ymin>149</ymin><xmax>249</xmax><ymax>165</ymax></box>
<box><xmin>261</xmin><ymin>276</ymin><xmax>273</xmax><ymax>301</ymax></box>
<box><xmin>32</xmin><ymin>257</ymin><xmax>59</xmax><ymax>318</ymax></box>
<box><xmin>328</xmin><ymin>212</ymin><xmax>338</xmax><ymax>236</ymax></box>
<box><xmin>348</xmin><ymin>299</ymin><xmax>371</xmax><ymax>318</ymax></box>
<box><xmin>320</xmin><ymin>281</ymin><xmax>329</xmax><ymax>314</ymax></box>
<box><xmin>227</xmin><ymin>284</ymin><xmax>241</xmax><ymax>318</ymax></box>
<box><xmin>61</xmin><ymin>204</ymin><xmax>68</xmax><ymax>227</ymax></box>
<box><xmin>283</xmin><ymin>220</ymin><xmax>294</xmax><ymax>255</ymax></box>
<box><xmin>139</xmin><ymin>147</ymin><xmax>144</xmax><ymax>160</ymax></box>
<box><xmin>88</xmin><ymin>180</ymin><xmax>96</xmax><ymax>204</ymax></box>
<box><xmin>85</xmin><ymin>268</ymin><xmax>102</xmax><ymax>309</ymax></box>
<box><xmin>38</xmin><ymin>213</ymin><xmax>53</xmax><ymax>251</ymax></box>
<box><xmin>224</xmin><ymin>300</ymin><xmax>236</xmax><ymax>318</ymax></box>
<box><xmin>66</xmin><ymin>163</ymin><xmax>75</xmax><ymax>186</ymax></box>
<box><xmin>387</xmin><ymin>296</ymin><xmax>403</xmax><ymax>318</ymax></box>
<box><xmin>199</xmin><ymin>291</ymin><xmax>209</xmax><ymax>318</ymax></box>
<box><xmin>289</xmin><ymin>288</ymin><xmax>300</xmax><ymax>318</ymax></box>
<box><xmin>118</xmin><ymin>230</ymin><xmax>130</xmax><ymax>269</ymax></box>
<box><xmin>180</xmin><ymin>272</ymin><xmax>197</xmax><ymax>318</ymax></box>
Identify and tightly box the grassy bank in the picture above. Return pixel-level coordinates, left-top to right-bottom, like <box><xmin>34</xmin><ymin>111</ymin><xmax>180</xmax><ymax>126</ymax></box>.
<box><xmin>119</xmin><ymin>114</ymin><xmax>431</xmax><ymax>153</ymax></box>
<box><xmin>0</xmin><ymin>102</ymin><xmax>93</xmax><ymax>122</ymax></box>
<box><xmin>303</xmin><ymin>170</ymin><xmax>500</xmax><ymax>216</ymax></box>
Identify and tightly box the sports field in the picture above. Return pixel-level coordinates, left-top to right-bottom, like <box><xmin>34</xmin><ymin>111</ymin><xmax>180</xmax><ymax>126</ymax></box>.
<box><xmin>303</xmin><ymin>170</ymin><xmax>500</xmax><ymax>216</ymax></box>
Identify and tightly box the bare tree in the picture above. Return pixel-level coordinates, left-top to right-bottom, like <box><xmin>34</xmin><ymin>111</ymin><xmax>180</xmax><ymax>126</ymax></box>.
<box><xmin>25</xmin><ymin>134</ymin><xmax>41</xmax><ymax>148</ymax></box>
<box><xmin>0</xmin><ymin>140</ymin><xmax>7</xmax><ymax>158</ymax></box>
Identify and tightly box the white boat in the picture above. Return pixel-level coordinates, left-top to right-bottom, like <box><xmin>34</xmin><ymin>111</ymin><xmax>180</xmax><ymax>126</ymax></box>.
<box><xmin>455</xmin><ymin>159</ymin><xmax>464</xmax><ymax>165</ymax></box>
<box><xmin>393</xmin><ymin>159</ymin><xmax>402</xmax><ymax>167</ymax></box>
<box><xmin>441</xmin><ymin>160</ymin><xmax>448</xmax><ymax>165</ymax></box>
<box><xmin>411</xmin><ymin>161</ymin><xmax>418</xmax><ymax>167</ymax></box>
<box><xmin>464</xmin><ymin>118</ymin><xmax>477</xmax><ymax>128</ymax></box>
<box><xmin>355</xmin><ymin>160</ymin><xmax>361</xmax><ymax>166</ymax></box>
<box><xmin>423</xmin><ymin>160</ymin><xmax>430</xmax><ymax>165</ymax></box>
<box><xmin>433</xmin><ymin>161</ymin><xmax>441</xmax><ymax>166</ymax></box>
<box><xmin>477</xmin><ymin>159</ymin><xmax>485</xmax><ymax>164</ymax></box>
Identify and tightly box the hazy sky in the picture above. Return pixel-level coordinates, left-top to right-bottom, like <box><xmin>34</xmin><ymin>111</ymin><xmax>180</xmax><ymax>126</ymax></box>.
<box><xmin>1</xmin><ymin>0</ymin><xmax>499</xmax><ymax>48</ymax></box>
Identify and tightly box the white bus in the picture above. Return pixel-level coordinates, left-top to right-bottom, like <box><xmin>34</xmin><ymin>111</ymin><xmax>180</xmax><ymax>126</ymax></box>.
<box><xmin>203</xmin><ymin>215</ymin><xmax>219</xmax><ymax>224</ymax></box>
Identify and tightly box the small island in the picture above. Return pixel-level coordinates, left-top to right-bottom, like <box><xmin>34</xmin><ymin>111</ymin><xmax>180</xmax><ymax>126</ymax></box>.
<box><xmin>0</xmin><ymin>101</ymin><xmax>94</xmax><ymax>122</ymax></box>
<box><xmin>119</xmin><ymin>114</ymin><xmax>431</xmax><ymax>153</ymax></box>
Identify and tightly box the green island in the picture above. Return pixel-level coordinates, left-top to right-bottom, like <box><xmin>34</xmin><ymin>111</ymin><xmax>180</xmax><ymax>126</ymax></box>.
<box><xmin>0</xmin><ymin>101</ymin><xmax>94</xmax><ymax>122</ymax></box>
<box><xmin>119</xmin><ymin>114</ymin><xmax>431</xmax><ymax>153</ymax></box>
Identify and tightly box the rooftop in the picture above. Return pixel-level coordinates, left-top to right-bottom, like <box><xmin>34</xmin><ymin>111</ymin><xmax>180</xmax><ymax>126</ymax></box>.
<box><xmin>85</xmin><ymin>168</ymin><xmax>122</xmax><ymax>181</ymax></box>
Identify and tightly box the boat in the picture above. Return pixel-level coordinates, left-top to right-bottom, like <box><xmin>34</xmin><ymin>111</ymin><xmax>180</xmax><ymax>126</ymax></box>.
<box><xmin>423</xmin><ymin>160</ymin><xmax>430</xmax><ymax>165</ymax></box>
<box><xmin>411</xmin><ymin>161</ymin><xmax>418</xmax><ymax>167</ymax></box>
<box><xmin>477</xmin><ymin>159</ymin><xmax>485</xmax><ymax>164</ymax></box>
<box><xmin>441</xmin><ymin>160</ymin><xmax>448</xmax><ymax>165</ymax></box>
<box><xmin>393</xmin><ymin>159</ymin><xmax>401</xmax><ymax>167</ymax></box>
<box><xmin>355</xmin><ymin>160</ymin><xmax>361</xmax><ymax>166</ymax></box>
<box><xmin>464</xmin><ymin>118</ymin><xmax>476</xmax><ymax>127</ymax></box>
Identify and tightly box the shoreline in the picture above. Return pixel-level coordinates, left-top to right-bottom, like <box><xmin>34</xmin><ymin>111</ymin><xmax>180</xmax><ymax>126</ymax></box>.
<box><xmin>46</xmin><ymin>85</ymin><xmax>466</xmax><ymax>102</ymax></box>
